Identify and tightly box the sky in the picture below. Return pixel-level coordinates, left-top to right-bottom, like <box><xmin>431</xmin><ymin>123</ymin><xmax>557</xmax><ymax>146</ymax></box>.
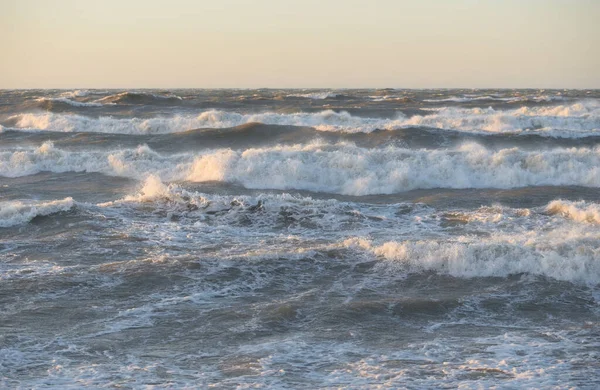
<box><xmin>1</xmin><ymin>0</ymin><xmax>598</xmax><ymax>89</ymax></box>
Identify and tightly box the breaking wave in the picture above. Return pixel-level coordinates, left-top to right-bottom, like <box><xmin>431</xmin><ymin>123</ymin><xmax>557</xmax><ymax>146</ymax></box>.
<box><xmin>35</xmin><ymin>97</ymin><xmax>105</xmax><ymax>108</ymax></box>
<box><xmin>343</xmin><ymin>228</ymin><xmax>600</xmax><ymax>284</ymax></box>
<box><xmin>0</xmin><ymin>197</ymin><xmax>74</xmax><ymax>227</ymax></box>
<box><xmin>0</xmin><ymin>142</ymin><xmax>191</xmax><ymax>179</ymax></box>
<box><xmin>286</xmin><ymin>91</ymin><xmax>342</xmax><ymax>100</ymax></box>
<box><xmin>546</xmin><ymin>200</ymin><xmax>600</xmax><ymax>224</ymax></box>
<box><xmin>59</xmin><ymin>90</ymin><xmax>91</xmax><ymax>99</ymax></box>
<box><xmin>422</xmin><ymin>95</ymin><xmax>564</xmax><ymax>103</ymax></box>
<box><xmin>186</xmin><ymin>142</ymin><xmax>600</xmax><ymax>195</ymax></box>
<box><xmin>3</xmin><ymin>142</ymin><xmax>600</xmax><ymax>195</ymax></box>
<box><xmin>5</xmin><ymin>101</ymin><xmax>600</xmax><ymax>136</ymax></box>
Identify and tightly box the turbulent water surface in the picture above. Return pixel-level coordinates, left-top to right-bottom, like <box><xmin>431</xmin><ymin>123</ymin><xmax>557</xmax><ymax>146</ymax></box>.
<box><xmin>1</xmin><ymin>88</ymin><xmax>600</xmax><ymax>388</ymax></box>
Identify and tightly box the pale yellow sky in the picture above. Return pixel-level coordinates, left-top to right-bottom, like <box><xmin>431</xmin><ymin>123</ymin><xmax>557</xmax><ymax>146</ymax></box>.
<box><xmin>1</xmin><ymin>0</ymin><xmax>598</xmax><ymax>88</ymax></box>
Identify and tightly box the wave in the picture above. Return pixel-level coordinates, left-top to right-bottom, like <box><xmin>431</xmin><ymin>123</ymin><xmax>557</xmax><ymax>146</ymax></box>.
<box><xmin>5</xmin><ymin>113</ymin><xmax>205</xmax><ymax>134</ymax></box>
<box><xmin>546</xmin><ymin>200</ymin><xmax>600</xmax><ymax>224</ymax></box>
<box><xmin>5</xmin><ymin>101</ymin><xmax>600</xmax><ymax>136</ymax></box>
<box><xmin>34</xmin><ymin>97</ymin><xmax>106</xmax><ymax>108</ymax></box>
<box><xmin>59</xmin><ymin>90</ymin><xmax>91</xmax><ymax>99</ymax></box>
<box><xmin>3</xmin><ymin>142</ymin><xmax>600</xmax><ymax>195</ymax></box>
<box><xmin>94</xmin><ymin>91</ymin><xmax>182</xmax><ymax>105</ymax></box>
<box><xmin>100</xmin><ymin>178</ymin><xmax>600</xmax><ymax>284</ymax></box>
<box><xmin>0</xmin><ymin>197</ymin><xmax>74</xmax><ymax>227</ymax></box>
<box><xmin>0</xmin><ymin>142</ymin><xmax>191</xmax><ymax>179</ymax></box>
<box><xmin>402</xmin><ymin>101</ymin><xmax>600</xmax><ymax>136</ymax></box>
<box><xmin>186</xmin><ymin>142</ymin><xmax>600</xmax><ymax>195</ymax></box>
<box><xmin>422</xmin><ymin>95</ymin><xmax>564</xmax><ymax>104</ymax></box>
<box><xmin>368</xmin><ymin>96</ymin><xmax>413</xmax><ymax>102</ymax></box>
<box><xmin>342</xmin><ymin>229</ymin><xmax>600</xmax><ymax>284</ymax></box>
<box><xmin>286</xmin><ymin>91</ymin><xmax>342</xmax><ymax>100</ymax></box>
<box><xmin>4</xmin><ymin>123</ymin><xmax>597</xmax><ymax>156</ymax></box>
<box><xmin>424</xmin><ymin>96</ymin><xmax>514</xmax><ymax>103</ymax></box>
<box><xmin>100</xmin><ymin>177</ymin><xmax>600</xmax><ymax>238</ymax></box>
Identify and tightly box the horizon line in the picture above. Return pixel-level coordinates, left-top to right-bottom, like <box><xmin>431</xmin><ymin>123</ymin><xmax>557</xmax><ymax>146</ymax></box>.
<box><xmin>2</xmin><ymin>86</ymin><xmax>599</xmax><ymax>91</ymax></box>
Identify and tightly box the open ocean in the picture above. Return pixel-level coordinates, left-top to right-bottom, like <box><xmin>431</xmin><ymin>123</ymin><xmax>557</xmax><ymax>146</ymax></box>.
<box><xmin>1</xmin><ymin>88</ymin><xmax>600</xmax><ymax>388</ymax></box>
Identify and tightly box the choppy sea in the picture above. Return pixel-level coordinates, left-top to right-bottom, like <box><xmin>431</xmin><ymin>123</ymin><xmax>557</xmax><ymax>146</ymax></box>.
<box><xmin>1</xmin><ymin>88</ymin><xmax>599</xmax><ymax>388</ymax></box>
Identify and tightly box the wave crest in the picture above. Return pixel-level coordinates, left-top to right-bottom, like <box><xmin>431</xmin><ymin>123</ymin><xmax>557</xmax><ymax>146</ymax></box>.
<box><xmin>0</xmin><ymin>198</ymin><xmax>74</xmax><ymax>227</ymax></box>
<box><xmin>546</xmin><ymin>200</ymin><xmax>600</xmax><ymax>224</ymax></box>
<box><xmin>6</xmin><ymin>100</ymin><xmax>600</xmax><ymax>136</ymax></box>
<box><xmin>3</xmin><ymin>143</ymin><xmax>600</xmax><ymax>195</ymax></box>
<box><xmin>34</xmin><ymin>97</ymin><xmax>105</xmax><ymax>108</ymax></box>
<box><xmin>95</xmin><ymin>91</ymin><xmax>182</xmax><ymax>105</ymax></box>
<box><xmin>343</xmin><ymin>229</ymin><xmax>600</xmax><ymax>284</ymax></box>
<box><xmin>187</xmin><ymin>142</ymin><xmax>600</xmax><ymax>195</ymax></box>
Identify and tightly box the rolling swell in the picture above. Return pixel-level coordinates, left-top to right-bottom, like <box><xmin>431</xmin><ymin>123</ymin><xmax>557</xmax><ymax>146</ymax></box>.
<box><xmin>7</xmin><ymin>98</ymin><xmax>107</xmax><ymax>114</ymax></box>
<box><xmin>94</xmin><ymin>91</ymin><xmax>183</xmax><ymax>105</ymax></box>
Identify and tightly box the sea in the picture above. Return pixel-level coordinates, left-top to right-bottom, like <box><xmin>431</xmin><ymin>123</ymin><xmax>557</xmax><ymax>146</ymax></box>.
<box><xmin>1</xmin><ymin>88</ymin><xmax>599</xmax><ymax>388</ymax></box>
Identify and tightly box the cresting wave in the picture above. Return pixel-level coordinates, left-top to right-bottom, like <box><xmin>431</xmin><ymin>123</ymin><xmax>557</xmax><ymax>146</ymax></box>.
<box><xmin>6</xmin><ymin>113</ymin><xmax>204</xmax><ymax>134</ymax></box>
<box><xmin>286</xmin><ymin>91</ymin><xmax>342</xmax><ymax>99</ymax></box>
<box><xmin>94</xmin><ymin>91</ymin><xmax>183</xmax><ymax>104</ymax></box>
<box><xmin>546</xmin><ymin>200</ymin><xmax>600</xmax><ymax>224</ymax></box>
<box><xmin>34</xmin><ymin>97</ymin><xmax>106</xmax><ymax>108</ymax></box>
<box><xmin>0</xmin><ymin>142</ymin><xmax>191</xmax><ymax>180</ymax></box>
<box><xmin>187</xmin><ymin>142</ymin><xmax>600</xmax><ymax>195</ymax></box>
<box><xmin>59</xmin><ymin>90</ymin><xmax>91</xmax><ymax>98</ymax></box>
<box><xmin>422</xmin><ymin>95</ymin><xmax>564</xmax><ymax>103</ymax></box>
<box><xmin>343</xmin><ymin>229</ymin><xmax>600</xmax><ymax>284</ymax></box>
<box><xmin>5</xmin><ymin>100</ymin><xmax>600</xmax><ymax>136</ymax></box>
<box><xmin>2</xmin><ymin>142</ymin><xmax>600</xmax><ymax>195</ymax></box>
<box><xmin>0</xmin><ymin>198</ymin><xmax>74</xmax><ymax>228</ymax></box>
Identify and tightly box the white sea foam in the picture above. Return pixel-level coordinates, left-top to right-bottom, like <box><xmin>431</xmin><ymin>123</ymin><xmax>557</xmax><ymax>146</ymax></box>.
<box><xmin>59</xmin><ymin>90</ymin><xmax>91</xmax><ymax>99</ymax></box>
<box><xmin>8</xmin><ymin>100</ymin><xmax>600</xmax><ymax>136</ymax></box>
<box><xmin>402</xmin><ymin>100</ymin><xmax>600</xmax><ymax>136</ymax></box>
<box><xmin>342</xmin><ymin>225</ymin><xmax>600</xmax><ymax>284</ymax></box>
<box><xmin>323</xmin><ymin>330</ymin><xmax>595</xmax><ymax>388</ymax></box>
<box><xmin>101</xmin><ymin>175</ymin><xmax>374</xmax><ymax>232</ymax></box>
<box><xmin>423</xmin><ymin>95</ymin><xmax>563</xmax><ymax>103</ymax></box>
<box><xmin>0</xmin><ymin>197</ymin><xmax>74</xmax><ymax>227</ymax></box>
<box><xmin>123</xmin><ymin>174</ymin><xmax>173</xmax><ymax>202</ymax></box>
<box><xmin>423</xmin><ymin>96</ymin><xmax>514</xmax><ymax>103</ymax></box>
<box><xmin>368</xmin><ymin>95</ymin><xmax>410</xmax><ymax>102</ymax></box>
<box><xmin>287</xmin><ymin>91</ymin><xmax>340</xmax><ymax>99</ymax></box>
<box><xmin>9</xmin><ymin>112</ymin><xmax>204</xmax><ymax>134</ymax></box>
<box><xmin>36</xmin><ymin>97</ymin><xmax>106</xmax><ymax>107</ymax></box>
<box><xmin>7</xmin><ymin>110</ymin><xmax>392</xmax><ymax>134</ymax></box>
<box><xmin>546</xmin><ymin>200</ymin><xmax>600</xmax><ymax>224</ymax></box>
<box><xmin>0</xmin><ymin>142</ymin><xmax>192</xmax><ymax>179</ymax></box>
<box><xmin>3</xmin><ymin>142</ymin><xmax>600</xmax><ymax>195</ymax></box>
<box><xmin>187</xmin><ymin>142</ymin><xmax>600</xmax><ymax>195</ymax></box>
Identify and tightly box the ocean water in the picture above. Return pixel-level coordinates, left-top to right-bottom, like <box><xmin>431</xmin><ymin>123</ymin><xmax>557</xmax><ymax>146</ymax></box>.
<box><xmin>1</xmin><ymin>88</ymin><xmax>599</xmax><ymax>388</ymax></box>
